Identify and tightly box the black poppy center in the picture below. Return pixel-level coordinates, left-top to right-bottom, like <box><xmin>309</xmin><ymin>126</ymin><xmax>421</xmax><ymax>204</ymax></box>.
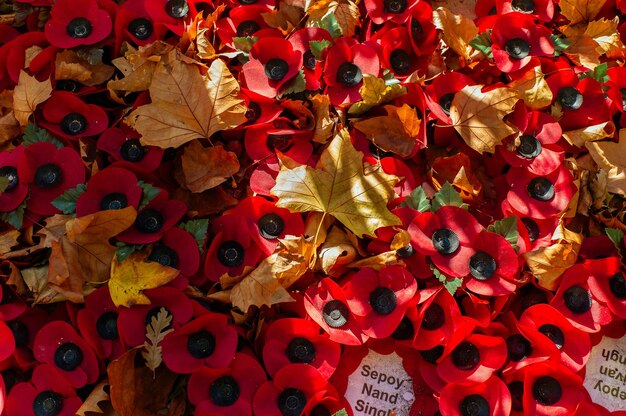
<box><xmin>439</xmin><ymin>93</ymin><xmax>455</xmax><ymax>116</ymax></box>
<box><xmin>165</xmin><ymin>0</ymin><xmax>189</xmax><ymax>18</ymax></box>
<box><xmin>217</xmin><ymin>240</ymin><xmax>245</xmax><ymax>267</ymax></box>
<box><xmin>620</xmin><ymin>88</ymin><xmax>626</xmax><ymax>112</ymax></box>
<box><xmin>460</xmin><ymin>394</ymin><xmax>490</xmax><ymax>416</ymax></box>
<box><xmin>245</xmin><ymin>102</ymin><xmax>261</xmax><ymax>123</ymax></box>
<box><xmin>0</xmin><ymin>166</ymin><xmax>18</xmax><ymax>191</ymax></box>
<box><xmin>56</xmin><ymin>80</ymin><xmax>81</xmax><ymax>93</ymax></box>
<box><xmin>120</xmin><ymin>139</ymin><xmax>147</xmax><ymax>162</ymax></box>
<box><xmin>265</xmin><ymin>58</ymin><xmax>289</xmax><ymax>81</ymax></box>
<box><xmin>100</xmin><ymin>192</ymin><xmax>128</xmax><ymax>211</ymax></box>
<box><xmin>369</xmin><ymin>287</ymin><xmax>397</xmax><ymax>315</ymax></box>
<box><xmin>508</xmin><ymin>381</ymin><xmax>525</xmax><ymax>411</ymax></box>
<box><xmin>422</xmin><ymin>303</ymin><xmax>445</xmax><ymax>330</ymax></box>
<box><xmin>505</xmin><ymin>38</ymin><xmax>530</xmax><ymax>59</ymax></box>
<box><xmin>67</xmin><ymin>18</ymin><xmax>92</xmax><ymax>39</ymax></box>
<box><xmin>507</xmin><ymin>334</ymin><xmax>532</xmax><ymax>361</ymax></box>
<box><xmin>411</xmin><ymin>20</ymin><xmax>423</xmax><ymax>38</ymax></box>
<box><xmin>396</xmin><ymin>243</ymin><xmax>415</xmax><ymax>258</ymax></box>
<box><xmin>2</xmin><ymin>369</ymin><xmax>23</xmax><ymax>394</ymax></box>
<box><xmin>512</xmin><ymin>0</ymin><xmax>535</xmax><ymax>13</ymax></box>
<box><xmin>420</xmin><ymin>345</ymin><xmax>444</xmax><ymax>364</ymax></box>
<box><xmin>391</xmin><ymin>316</ymin><xmax>415</xmax><ymax>340</ymax></box>
<box><xmin>187</xmin><ymin>330</ymin><xmax>216</xmax><ymax>359</ymax></box>
<box><xmin>609</xmin><ymin>272</ymin><xmax>626</xmax><ymax>299</ymax></box>
<box><xmin>258</xmin><ymin>213</ymin><xmax>285</xmax><ymax>239</ymax></box>
<box><xmin>236</xmin><ymin>20</ymin><xmax>260</xmax><ymax>37</ymax></box>
<box><xmin>557</xmin><ymin>87</ymin><xmax>584</xmax><ymax>110</ymax></box>
<box><xmin>128</xmin><ymin>18</ymin><xmax>153</xmax><ymax>40</ymax></box>
<box><xmin>563</xmin><ymin>285</ymin><xmax>592</xmax><ymax>314</ymax></box>
<box><xmin>527</xmin><ymin>177</ymin><xmax>555</xmax><ymax>201</ymax></box>
<box><xmin>322</xmin><ymin>299</ymin><xmax>349</xmax><ymax>328</ymax></box>
<box><xmin>54</xmin><ymin>342</ymin><xmax>83</xmax><ymax>371</ymax></box>
<box><xmin>390</xmin><ymin>49</ymin><xmax>411</xmax><ymax>75</ymax></box>
<box><xmin>61</xmin><ymin>113</ymin><xmax>87</xmax><ymax>135</ymax></box>
<box><xmin>384</xmin><ymin>0</ymin><xmax>407</xmax><ymax>14</ymax></box>
<box><xmin>277</xmin><ymin>388</ymin><xmax>307</xmax><ymax>416</ymax></box>
<box><xmin>432</xmin><ymin>228</ymin><xmax>460</xmax><ymax>255</ymax></box>
<box><xmin>8</xmin><ymin>321</ymin><xmax>29</xmax><ymax>348</ymax></box>
<box><xmin>532</xmin><ymin>376</ymin><xmax>562</xmax><ymax>405</ymax></box>
<box><xmin>538</xmin><ymin>324</ymin><xmax>564</xmax><ymax>349</ymax></box>
<box><xmin>452</xmin><ymin>341</ymin><xmax>480</xmax><ymax>371</ymax></box>
<box><xmin>35</xmin><ymin>164</ymin><xmax>63</xmax><ymax>189</ymax></box>
<box><xmin>517</xmin><ymin>135</ymin><xmax>542</xmax><ymax>159</ymax></box>
<box><xmin>267</xmin><ymin>134</ymin><xmax>293</xmax><ymax>152</ymax></box>
<box><xmin>521</xmin><ymin>218</ymin><xmax>540</xmax><ymax>242</ymax></box>
<box><xmin>135</xmin><ymin>209</ymin><xmax>164</xmax><ymax>234</ymax></box>
<box><xmin>210</xmin><ymin>375</ymin><xmax>240</xmax><ymax>406</ymax></box>
<box><xmin>33</xmin><ymin>391</ymin><xmax>63</xmax><ymax>416</ymax></box>
<box><xmin>148</xmin><ymin>245</ymin><xmax>179</xmax><ymax>268</ymax></box>
<box><xmin>336</xmin><ymin>62</ymin><xmax>363</xmax><ymax>87</ymax></box>
<box><xmin>96</xmin><ymin>311</ymin><xmax>119</xmax><ymax>340</ymax></box>
<box><xmin>286</xmin><ymin>337</ymin><xmax>316</xmax><ymax>363</ymax></box>
<box><xmin>469</xmin><ymin>251</ymin><xmax>497</xmax><ymax>281</ymax></box>
<box><xmin>303</xmin><ymin>50</ymin><xmax>317</xmax><ymax>70</ymax></box>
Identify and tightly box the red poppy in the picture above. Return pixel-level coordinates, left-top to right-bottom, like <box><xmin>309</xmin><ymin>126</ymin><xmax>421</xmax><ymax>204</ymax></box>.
<box><xmin>408</xmin><ymin>206</ymin><xmax>484</xmax><ymax>278</ymax></box>
<box><xmin>0</xmin><ymin>320</ymin><xmax>15</xmax><ymax>364</ymax></box>
<box><xmin>188</xmin><ymin>352</ymin><xmax>267</xmax><ymax>416</ymax></box>
<box><xmin>378</xmin><ymin>27</ymin><xmax>428</xmax><ymax>79</ymax></box>
<box><xmin>0</xmin><ymin>32</ymin><xmax>54</xmax><ymax>91</ymax></box>
<box><xmin>502</xmin><ymin>200</ymin><xmax>558</xmax><ymax>251</ymax></box>
<box><xmin>240</xmin><ymin>88</ymin><xmax>283</xmax><ymax>126</ymax></box>
<box><xmin>244</xmin><ymin>119</ymin><xmax>314</xmax><ymax>170</ymax></box>
<box><xmin>114</xmin><ymin>0</ymin><xmax>163</xmax><ymax>50</ymax></box>
<box><xmin>76</xmin><ymin>286</ymin><xmax>124</xmax><ymax>360</ymax></box>
<box><xmin>151</xmin><ymin>227</ymin><xmax>201</xmax><ymax>277</ymax></box>
<box><xmin>506</xmin><ymin>164</ymin><xmax>577</xmax><ymax>219</ymax></box>
<box><xmin>44</xmin><ymin>0</ymin><xmax>112</xmax><ymax>48</ymax></box>
<box><xmin>144</xmin><ymin>0</ymin><xmax>211</xmax><ymax>36</ymax></box>
<box><xmin>495</xmin><ymin>0</ymin><xmax>555</xmax><ymax>21</ymax></box>
<box><xmin>0</xmin><ymin>146</ymin><xmax>28</xmax><ymax>213</ymax></box>
<box><xmin>587</xmin><ymin>257</ymin><xmax>626</xmax><ymax>319</ymax></box>
<box><xmin>75</xmin><ymin>167</ymin><xmax>142</xmax><ymax>217</ymax></box>
<box><xmin>0</xmin><ymin>281</ymin><xmax>27</xmax><ymax>321</ymax></box>
<box><xmin>32</xmin><ymin>321</ymin><xmax>99</xmax><ymax>388</ymax></box>
<box><xmin>5</xmin><ymin>307</ymin><xmax>49</xmax><ymax>369</ymax></box>
<box><xmin>304</xmin><ymin>278</ymin><xmax>366</xmax><ymax>345</ymax></box>
<box><xmin>424</xmin><ymin>72</ymin><xmax>475</xmax><ymax>124</ymax></box>
<box><xmin>407</xmin><ymin>1</ymin><xmax>437</xmax><ymax>56</ymax></box>
<box><xmin>288</xmin><ymin>28</ymin><xmax>333</xmax><ymax>91</ymax></box>
<box><xmin>323</xmin><ymin>37</ymin><xmax>380</xmax><ymax>105</ymax></box>
<box><xmin>215</xmin><ymin>5</ymin><xmax>271</xmax><ymax>48</ymax></box>
<box><xmin>40</xmin><ymin>92</ymin><xmax>108</xmax><ymax>140</ymax></box>
<box><xmin>439</xmin><ymin>375</ymin><xmax>512</xmax><ymax>416</ymax></box>
<box><xmin>5</xmin><ymin>364</ymin><xmax>82</xmax><ymax>416</ymax></box>
<box><xmin>464</xmin><ymin>231</ymin><xmax>519</xmax><ymax>296</ymax></box>
<box><xmin>364</xmin><ymin>0</ymin><xmax>418</xmax><ymax>24</ymax></box>
<box><xmin>117</xmin><ymin>286</ymin><xmax>193</xmax><ymax>347</ymax></box>
<box><xmin>412</xmin><ymin>288</ymin><xmax>464</xmax><ymax>351</ymax></box>
<box><xmin>437</xmin><ymin>333</ymin><xmax>507</xmax><ymax>384</ymax></box>
<box><xmin>18</xmin><ymin>142</ymin><xmax>85</xmax><ymax>216</ymax></box>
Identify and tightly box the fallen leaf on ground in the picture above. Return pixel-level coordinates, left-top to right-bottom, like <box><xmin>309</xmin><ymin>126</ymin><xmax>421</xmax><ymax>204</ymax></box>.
<box><xmin>353</xmin><ymin>104</ymin><xmax>421</xmax><ymax>157</ymax></box>
<box><xmin>180</xmin><ymin>141</ymin><xmax>240</xmax><ymax>192</ymax></box>
<box><xmin>433</xmin><ymin>7</ymin><xmax>478</xmax><ymax>60</ymax></box>
<box><xmin>13</xmin><ymin>71</ymin><xmax>52</xmax><ymax>126</ymax></box>
<box><xmin>586</xmin><ymin>129</ymin><xmax>626</xmax><ymax>196</ymax></box>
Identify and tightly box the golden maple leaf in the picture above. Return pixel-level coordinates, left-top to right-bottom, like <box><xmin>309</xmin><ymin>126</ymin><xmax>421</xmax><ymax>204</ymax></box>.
<box><xmin>348</xmin><ymin>75</ymin><xmax>407</xmax><ymax>116</ymax></box>
<box><xmin>450</xmin><ymin>85</ymin><xmax>519</xmax><ymax>154</ymax></box>
<box><xmin>563</xmin><ymin>17</ymin><xmax>625</xmax><ymax>69</ymax></box>
<box><xmin>562</xmin><ymin>121</ymin><xmax>615</xmax><ymax>147</ymax></box>
<box><xmin>508</xmin><ymin>65</ymin><xmax>553</xmax><ymax>110</ymax></box>
<box><xmin>559</xmin><ymin>0</ymin><xmax>606</xmax><ymax>25</ymax></box>
<box><xmin>271</xmin><ymin>129</ymin><xmax>401</xmax><ymax>237</ymax></box>
<box><xmin>433</xmin><ymin>7</ymin><xmax>478</xmax><ymax>61</ymax></box>
<box><xmin>306</xmin><ymin>0</ymin><xmax>359</xmax><ymax>37</ymax></box>
<box><xmin>586</xmin><ymin>129</ymin><xmax>626</xmax><ymax>196</ymax></box>
<box><xmin>13</xmin><ymin>70</ymin><xmax>52</xmax><ymax>126</ymax></box>
<box><xmin>125</xmin><ymin>49</ymin><xmax>246</xmax><ymax>149</ymax></box>
<box><xmin>180</xmin><ymin>141</ymin><xmax>240</xmax><ymax>193</ymax></box>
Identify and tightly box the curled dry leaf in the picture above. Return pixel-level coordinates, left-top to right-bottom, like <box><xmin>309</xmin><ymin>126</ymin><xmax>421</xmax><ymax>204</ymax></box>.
<box><xmin>348</xmin><ymin>75</ymin><xmax>407</xmax><ymax>116</ymax></box>
<box><xmin>262</xmin><ymin>1</ymin><xmax>305</xmax><ymax>35</ymax></box>
<box><xmin>13</xmin><ymin>70</ymin><xmax>52</xmax><ymax>126</ymax></box>
<box><xmin>76</xmin><ymin>379</ymin><xmax>111</xmax><ymax>416</ymax></box>
<box><xmin>562</xmin><ymin>121</ymin><xmax>615</xmax><ymax>147</ymax></box>
<box><xmin>22</xmin><ymin>266</ymin><xmax>66</xmax><ymax>305</ymax></box>
<box><xmin>180</xmin><ymin>140</ymin><xmax>240</xmax><ymax>193</ymax></box>
<box><xmin>306</xmin><ymin>0</ymin><xmax>360</xmax><ymax>37</ymax></box>
<box><xmin>317</xmin><ymin>226</ymin><xmax>357</xmax><ymax>276</ymax></box>
<box><xmin>0</xmin><ymin>230</ymin><xmax>20</xmax><ymax>256</ymax></box>
<box><xmin>433</xmin><ymin>7</ymin><xmax>478</xmax><ymax>60</ymax></box>
<box><xmin>559</xmin><ymin>0</ymin><xmax>606</xmax><ymax>25</ymax></box>
<box><xmin>55</xmin><ymin>50</ymin><xmax>116</xmax><ymax>87</ymax></box>
<box><xmin>586</xmin><ymin>129</ymin><xmax>626</xmax><ymax>196</ymax></box>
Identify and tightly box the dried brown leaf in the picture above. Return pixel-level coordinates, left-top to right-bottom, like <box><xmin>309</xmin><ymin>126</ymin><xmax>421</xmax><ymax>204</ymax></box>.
<box><xmin>142</xmin><ymin>307</ymin><xmax>174</xmax><ymax>374</ymax></box>
<box><xmin>13</xmin><ymin>71</ymin><xmax>52</xmax><ymax>126</ymax></box>
<box><xmin>433</xmin><ymin>7</ymin><xmax>478</xmax><ymax>60</ymax></box>
<box><xmin>180</xmin><ymin>141</ymin><xmax>240</xmax><ymax>192</ymax></box>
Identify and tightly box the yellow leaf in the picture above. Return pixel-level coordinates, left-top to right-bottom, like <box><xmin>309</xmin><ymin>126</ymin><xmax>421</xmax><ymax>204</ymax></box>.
<box><xmin>352</xmin><ymin>104</ymin><xmax>421</xmax><ymax>158</ymax></box>
<box><xmin>431</xmin><ymin>0</ymin><xmax>477</xmax><ymax>20</ymax></box>
<box><xmin>317</xmin><ymin>226</ymin><xmax>357</xmax><ymax>275</ymax></box>
<box><xmin>433</xmin><ymin>7</ymin><xmax>478</xmax><ymax>60</ymax></box>
<box><xmin>109</xmin><ymin>252</ymin><xmax>179</xmax><ymax>307</ymax></box>
<box><xmin>562</xmin><ymin>121</ymin><xmax>615</xmax><ymax>147</ymax></box>
<box><xmin>180</xmin><ymin>141</ymin><xmax>240</xmax><ymax>192</ymax></box>
<box><xmin>311</xmin><ymin>94</ymin><xmax>334</xmax><ymax>143</ymax></box>
<box><xmin>508</xmin><ymin>65</ymin><xmax>553</xmax><ymax>109</ymax></box>
<box><xmin>585</xmin><ymin>17</ymin><xmax>622</xmax><ymax>54</ymax></box>
<box><xmin>306</xmin><ymin>0</ymin><xmax>359</xmax><ymax>37</ymax></box>
<box><xmin>348</xmin><ymin>75</ymin><xmax>408</xmax><ymax>116</ymax></box>
<box><xmin>126</xmin><ymin>50</ymin><xmax>246</xmax><ymax>149</ymax></box>
<box><xmin>13</xmin><ymin>71</ymin><xmax>52</xmax><ymax>126</ymax></box>
<box><xmin>450</xmin><ymin>85</ymin><xmax>519</xmax><ymax>154</ymax></box>
<box><xmin>586</xmin><ymin>129</ymin><xmax>626</xmax><ymax>195</ymax></box>
<box><xmin>559</xmin><ymin>0</ymin><xmax>606</xmax><ymax>25</ymax></box>
<box><xmin>271</xmin><ymin>129</ymin><xmax>401</xmax><ymax>237</ymax></box>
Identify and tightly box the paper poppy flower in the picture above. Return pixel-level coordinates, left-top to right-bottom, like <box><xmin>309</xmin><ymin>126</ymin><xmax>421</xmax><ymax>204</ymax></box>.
<box><xmin>5</xmin><ymin>307</ymin><xmax>49</xmax><ymax>368</ymax></box>
<box><xmin>304</xmin><ymin>278</ymin><xmax>366</xmax><ymax>345</ymax></box>
<box><xmin>323</xmin><ymin>37</ymin><xmax>380</xmax><ymax>105</ymax></box>
<box><xmin>0</xmin><ymin>281</ymin><xmax>27</xmax><ymax>321</ymax></box>
<box><xmin>97</xmin><ymin>126</ymin><xmax>163</xmax><ymax>172</ymax></box>
<box><xmin>263</xmin><ymin>318</ymin><xmax>341</xmax><ymax>379</ymax></box>
<box><xmin>379</xmin><ymin>27</ymin><xmax>428</xmax><ymax>79</ymax></box>
<box><xmin>408</xmin><ymin>205</ymin><xmax>484</xmax><ymax>278</ymax></box>
<box><xmin>241</xmin><ymin>37</ymin><xmax>303</xmax><ymax>97</ymax></box>
<box><xmin>424</xmin><ymin>72</ymin><xmax>474</xmax><ymax>124</ymax></box>
<box><xmin>144</xmin><ymin>0</ymin><xmax>210</xmax><ymax>36</ymax></box>
<box><xmin>606</xmin><ymin>66</ymin><xmax>626</xmax><ymax>116</ymax></box>
<box><xmin>288</xmin><ymin>28</ymin><xmax>333</xmax><ymax>91</ymax></box>
<box><xmin>32</xmin><ymin>321</ymin><xmax>99</xmax><ymax>388</ymax></box>
<box><xmin>149</xmin><ymin>227</ymin><xmax>201</xmax><ymax>277</ymax></box>
<box><xmin>75</xmin><ymin>167</ymin><xmax>142</xmax><ymax>217</ymax></box>
<box><xmin>161</xmin><ymin>311</ymin><xmax>238</xmax><ymax>373</ymax></box>
<box><xmin>495</xmin><ymin>0</ymin><xmax>554</xmax><ymax>21</ymax></box>
<box><xmin>407</xmin><ymin>1</ymin><xmax>438</xmax><ymax>56</ymax></box>
<box><xmin>412</xmin><ymin>287</ymin><xmax>464</xmax><ymax>350</ymax></box>
<box><xmin>5</xmin><ymin>364</ymin><xmax>82</xmax><ymax>416</ymax></box>
<box><xmin>0</xmin><ymin>146</ymin><xmax>28</xmax><ymax>213</ymax></box>
<box><xmin>364</xmin><ymin>0</ymin><xmax>419</xmax><ymax>24</ymax></box>
<box><xmin>117</xmin><ymin>286</ymin><xmax>193</xmax><ymax>347</ymax></box>
<box><xmin>436</xmin><ymin>333</ymin><xmax>507</xmax><ymax>384</ymax></box>
<box><xmin>506</xmin><ymin>164</ymin><xmax>576</xmax><ymax>219</ymax></box>
<box><xmin>550</xmin><ymin>264</ymin><xmax>613</xmax><ymax>333</ymax></box>
<box><xmin>18</xmin><ymin>142</ymin><xmax>85</xmax><ymax>216</ymax></box>
<box><xmin>114</xmin><ymin>0</ymin><xmax>162</xmax><ymax>50</ymax></box>
<box><xmin>40</xmin><ymin>92</ymin><xmax>108</xmax><ymax>140</ymax></box>
<box><xmin>587</xmin><ymin>257</ymin><xmax>626</xmax><ymax>319</ymax></box>
<box><xmin>76</xmin><ymin>286</ymin><xmax>124</xmax><ymax>360</ymax></box>
<box><xmin>0</xmin><ymin>320</ymin><xmax>16</xmax><ymax>364</ymax></box>
<box><xmin>188</xmin><ymin>352</ymin><xmax>267</xmax><ymax>416</ymax></box>
<box><xmin>215</xmin><ymin>5</ymin><xmax>271</xmax><ymax>48</ymax></box>
<box><xmin>44</xmin><ymin>0</ymin><xmax>112</xmax><ymax>48</ymax></box>
<box><xmin>343</xmin><ymin>266</ymin><xmax>417</xmax><ymax>339</ymax></box>
<box><xmin>116</xmin><ymin>191</ymin><xmax>187</xmax><ymax>244</ymax></box>
<box><xmin>240</xmin><ymin>88</ymin><xmax>283</xmax><ymax>126</ymax></box>
<box><xmin>0</xmin><ymin>32</ymin><xmax>52</xmax><ymax>90</ymax></box>
<box><xmin>439</xmin><ymin>375</ymin><xmax>512</xmax><ymax>416</ymax></box>
<box><xmin>464</xmin><ymin>231</ymin><xmax>519</xmax><ymax>296</ymax></box>
<box><xmin>244</xmin><ymin>120</ymin><xmax>314</xmax><ymax>170</ymax></box>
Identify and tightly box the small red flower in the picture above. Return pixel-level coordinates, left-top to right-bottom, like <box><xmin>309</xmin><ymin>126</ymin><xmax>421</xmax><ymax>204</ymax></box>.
<box><xmin>0</xmin><ymin>146</ymin><xmax>28</xmax><ymax>213</ymax></box>
<box><xmin>75</xmin><ymin>167</ymin><xmax>142</xmax><ymax>217</ymax></box>
<box><xmin>76</xmin><ymin>286</ymin><xmax>124</xmax><ymax>360</ymax></box>
<box><xmin>97</xmin><ymin>126</ymin><xmax>164</xmax><ymax>172</ymax></box>
<box><xmin>144</xmin><ymin>0</ymin><xmax>210</xmax><ymax>36</ymax></box>
<box><xmin>33</xmin><ymin>321</ymin><xmax>99</xmax><ymax>388</ymax></box>
<box><xmin>288</xmin><ymin>28</ymin><xmax>333</xmax><ymax>91</ymax></box>
<box><xmin>407</xmin><ymin>1</ymin><xmax>438</xmax><ymax>56</ymax></box>
<box><xmin>439</xmin><ymin>375</ymin><xmax>512</xmax><ymax>416</ymax></box>
<box><xmin>412</xmin><ymin>287</ymin><xmax>464</xmax><ymax>351</ymax></box>
<box><xmin>0</xmin><ymin>32</ymin><xmax>52</xmax><ymax>90</ymax></box>
<box><xmin>587</xmin><ymin>257</ymin><xmax>626</xmax><ymax>319</ymax></box>
<box><xmin>364</xmin><ymin>0</ymin><xmax>419</xmax><ymax>24</ymax></box>
<box><xmin>19</xmin><ymin>142</ymin><xmax>85</xmax><ymax>216</ymax></box>
<box><xmin>44</xmin><ymin>0</ymin><xmax>112</xmax><ymax>48</ymax></box>
<box><xmin>5</xmin><ymin>308</ymin><xmax>48</xmax><ymax>369</ymax></box>
<box><xmin>464</xmin><ymin>231</ymin><xmax>519</xmax><ymax>296</ymax></box>
<box><xmin>0</xmin><ymin>320</ymin><xmax>15</xmax><ymax>364</ymax></box>
<box><xmin>41</xmin><ymin>92</ymin><xmax>108</xmax><ymax>140</ymax></box>
<box><xmin>115</xmin><ymin>0</ymin><xmax>163</xmax><ymax>50</ymax></box>
<box><xmin>240</xmin><ymin>88</ymin><xmax>283</xmax><ymax>126</ymax></box>
<box><xmin>437</xmin><ymin>333</ymin><xmax>507</xmax><ymax>384</ymax></box>
<box><xmin>244</xmin><ymin>120</ymin><xmax>313</xmax><ymax>170</ymax></box>
<box><xmin>150</xmin><ymin>227</ymin><xmax>201</xmax><ymax>277</ymax></box>
<box><xmin>425</xmin><ymin>72</ymin><xmax>474</xmax><ymax>124</ymax></box>
<box><xmin>215</xmin><ymin>5</ymin><xmax>271</xmax><ymax>48</ymax></box>
<box><xmin>263</xmin><ymin>318</ymin><xmax>341</xmax><ymax>379</ymax></box>
<box><xmin>0</xmin><ymin>281</ymin><xmax>27</xmax><ymax>321</ymax></box>
<box><xmin>495</xmin><ymin>0</ymin><xmax>555</xmax><ymax>21</ymax></box>
<box><xmin>188</xmin><ymin>352</ymin><xmax>267</xmax><ymax>416</ymax></box>
<box><xmin>379</xmin><ymin>27</ymin><xmax>428</xmax><ymax>79</ymax></box>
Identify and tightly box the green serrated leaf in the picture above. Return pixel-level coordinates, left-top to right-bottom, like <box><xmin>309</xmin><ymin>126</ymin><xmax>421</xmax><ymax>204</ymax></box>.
<box><xmin>432</xmin><ymin>266</ymin><xmax>463</xmax><ymax>295</ymax></box>
<box><xmin>405</xmin><ymin>187</ymin><xmax>431</xmax><ymax>212</ymax></box>
<box><xmin>550</xmin><ymin>34</ymin><xmax>570</xmax><ymax>56</ymax></box>
<box><xmin>332</xmin><ymin>410</ymin><xmax>349</xmax><ymax>416</ymax></box>
<box><xmin>585</xmin><ymin>63</ymin><xmax>609</xmax><ymax>84</ymax></box>
<box><xmin>51</xmin><ymin>184</ymin><xmax>87</xmax><ymax>215</ymax></box>
<box><xmin>309</xmin><ymin>39</ymin><xmax>331</xmax><ymax>60</ymax></box>
<box><xmin>232</xmin><ymin>36</ymin><xmax>259</xmax><ymax>53</ymax></box>
<box><xmin>115</xmin><ymin>243</ymin><xmax>145</xmax><ymax>262</ymax></box>
<box><xmin>278</xmin><ymin>70</ymin><xmax>306</xmax><ymax>97</ymax></box>
<box><xmin>137</xmin><ymin>181</ymin><xmax>161</xmax><ymax>211</ymax></box>
<box><xmin>432</xmin><ymin>182</ymin><xmax>467</xmax><ymax>212</ymax></box>
<box><xmin>310</xmin><ymin>13</ymin><xmax>342</xmax><ymax>39</ymax></box>
<box><xmin>0</xmin><ymin>199</ymin><xmax>26</xmax><ymax>229</ymax></box>
<box><xmin>488</xmin><ymin>216</ymin><xmax>519</xmax><ymax>251</ymax></box>
<box><xmin>179</xmin><ymin>219</ymin><xmax>209</xmax><ymax>254</ymax></box>
<box><xmin>23</xmin><ymin>124</ymin><xmax>64</xmax><ymax>149</ymax></box>
<box><xmin>470</xmin><ymin>31</ymin><xmax>493</xmax><ymax>59</ymax></box>
<box><xmin>606</xmin><ymin>227</ymin><xmax>624</xmax><ymax>251</ymax></box>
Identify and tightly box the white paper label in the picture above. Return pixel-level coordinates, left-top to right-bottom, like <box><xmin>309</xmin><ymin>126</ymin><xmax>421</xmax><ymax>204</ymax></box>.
<box><xmin>344</xmin><ymin>350</ymin><xmax>414</xmax><ymax>416</ymax></box>
<box><xmin>584</xmin><ymin>335</ymin><xmax>626</xmax><ymax>410</ymax></box>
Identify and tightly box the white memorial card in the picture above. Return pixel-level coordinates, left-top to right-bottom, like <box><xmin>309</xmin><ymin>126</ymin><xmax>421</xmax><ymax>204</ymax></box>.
<box><xmin>584</xmin><ymin>335</ymin><xmax>626</xmax><ymax>410</ymax></box>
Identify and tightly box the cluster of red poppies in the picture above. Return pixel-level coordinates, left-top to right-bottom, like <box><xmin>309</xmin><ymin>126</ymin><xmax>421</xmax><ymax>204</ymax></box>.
<box><xmin>1</xmin><ymin>0</ymin><xmax>626</xmax><ymax>415</ymax></box>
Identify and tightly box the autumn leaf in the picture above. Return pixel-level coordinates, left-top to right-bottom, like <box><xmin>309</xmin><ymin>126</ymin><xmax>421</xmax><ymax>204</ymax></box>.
<box><xmin>559</xmin><ymin>0</ymin><xmax>606</xmax><ymax>25</ymax></box>
<box><xmin>180</xmin><ymin>141</ymin><xmax>240</xmax><ymax>192</ymax></box>
<box><xmin>562</xmin><ymin>121</ymin><xmax>615</xmax><ymax>147</ymax></box>
<box><xmin>109</xmin><ymin>251</ymin><xmax>179</xmax><ymax>307</ymax></box>
<box><xmin>142</xmin><ymin>307</ymin><xmax>174</xmax><ymax>375</ymax></box>
<box><xmin>262</xmin><ymin>1</ymin><xmax>305</xmax><ymax>35</ymax></box>
<box><xmin>508</xmin><ymin>65</ymin><xmax>553</xmax><ymax>110</ymax></box>
<box><xmin>348</xmin><ymin>75</ymin><xmax>407</xmax><ymax>116</ymax></box>
<box><xmin>449</xmin><ymin>85</ymin><xmax>519</xmax><ymax>154</ymax></box>
<box><xmin>55</xmin><ymin>49</ymin><xmax>115</xmax><ymax>87</ymax></box>
<box><xmin>563</xmin><ymin>17</ymin><xmax>624</xmax><ymax>68</ymax></box>
<box><xmin>352</xmin><ymin>104</ymin><xmax>421</xmax><ymax>158</ymax></box>
<box><xmin>22</xmin><ymin>266</ymin><xmax>67</xmax><ymax>305</ymax></box>
<box><xmin>0</xmin><ymin>90</ymin><xmax>20</xmax><ymax>145</ymax></box>
<box><xmin>0</xmin><ymin>230</ymin><xmax>19</xmax><ymax>256</ymax></box>
<box><xmin>310</xmin><ymin>94</ymin><xmax>334</xmax><ymax>143</ymax></box>
<box><xmin>317</xmin><ymin>226</ymin><xmax>357</xmax><ymax>276</ymax></box>
<box><xmin>271</xmin><ymin>129</ymin><xmax>401</xmax><ymax>237</ymax></box>
<box><xmin>431</xmin><ymin>0</ymin><xmax>477</xmax><ymax>19</ymax></box>
<box><xmin>433</xmin><ymin>7</ymin><xmax>478</xmax><ymax>60</ymax></box>
<box><xmin>306</xmin><ymin>0</ymin><xmax>360</xmax><ymax>38</ymax></box>
<box><xmin>586</xmin><ymin>129</ymin><xmax>626</xmax><ymax>196</ymax></box>
<box><xmin>76</xmin><ymin>379</ymin><xmax>111</xmax><ymax>416</ymax></box>
<box><xmin>126</xmin><ymin>50</ymin><xmax>246</xmax><ymax>149</ymax></box>
<box><xmin>13</xmin><ymin>70</ymin><xmax>52</xmax><ymax>126</ymax></box>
